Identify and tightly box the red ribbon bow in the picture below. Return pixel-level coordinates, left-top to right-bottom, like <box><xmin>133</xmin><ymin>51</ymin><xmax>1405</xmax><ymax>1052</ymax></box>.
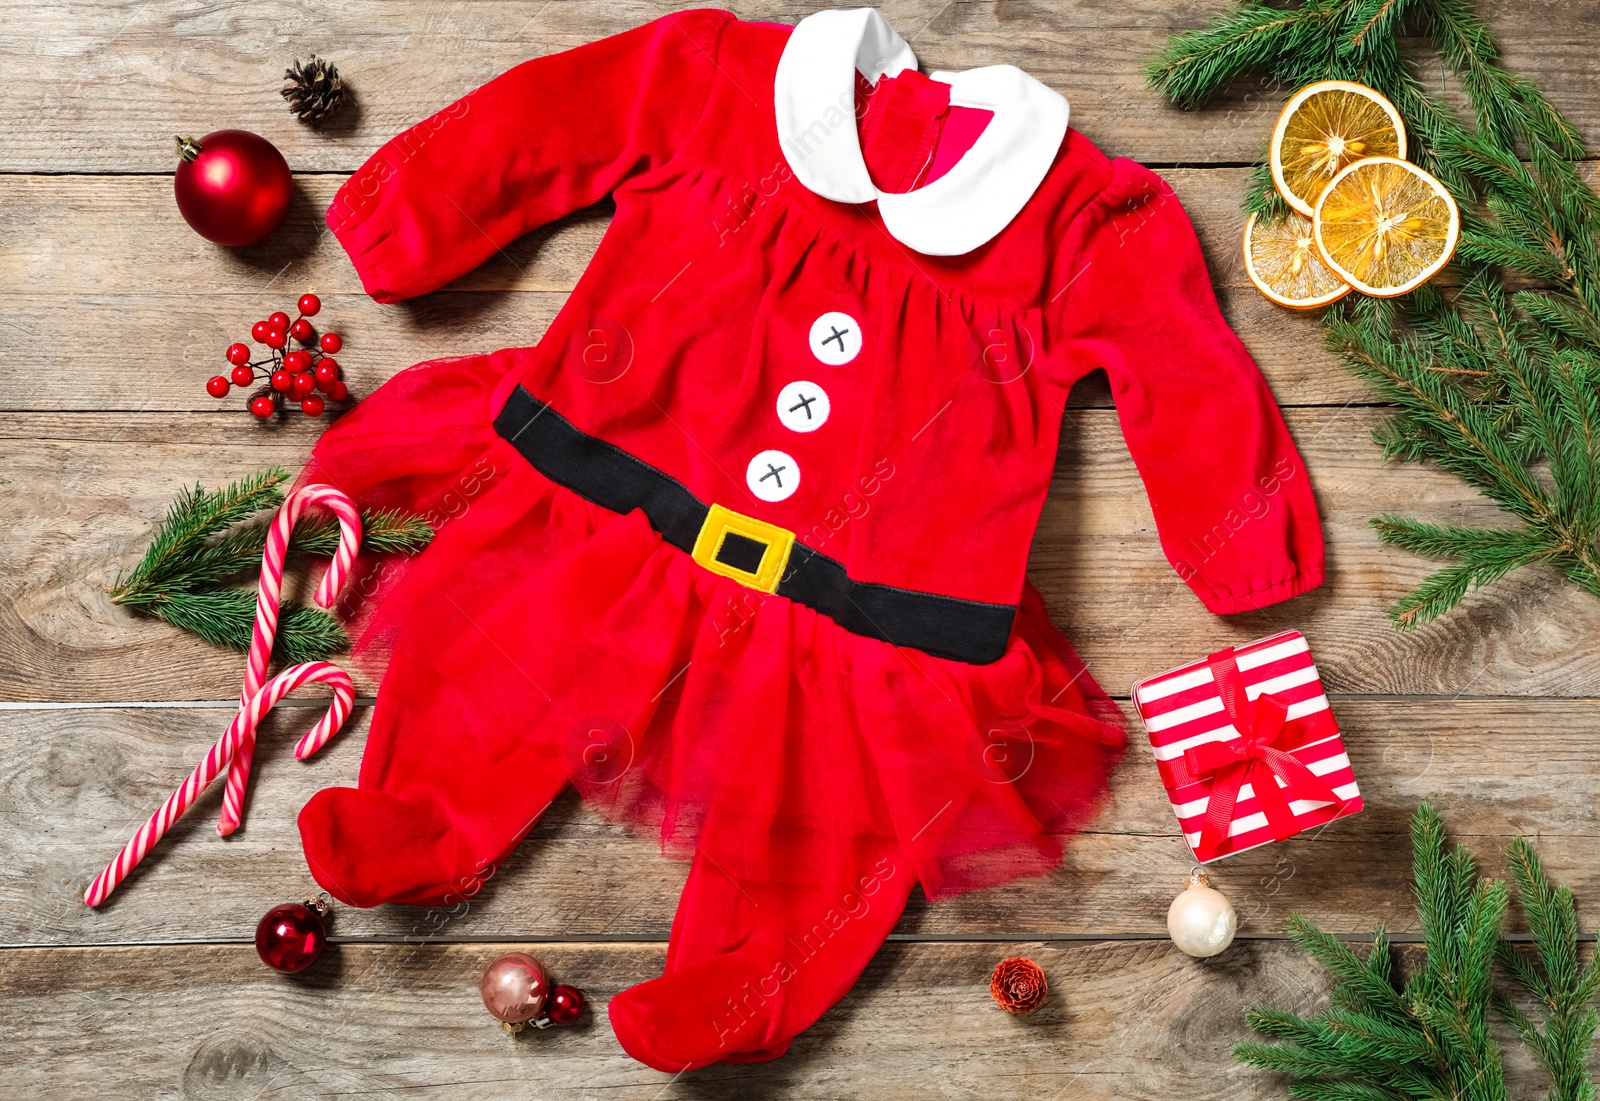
<box><xmin>1181</xmin><ymin>647</ymin><xmax>1344</xmax><ymax>859</ymax></box>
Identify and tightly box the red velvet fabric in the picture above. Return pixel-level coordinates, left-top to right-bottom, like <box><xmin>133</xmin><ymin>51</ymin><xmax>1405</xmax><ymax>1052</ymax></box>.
<box><xmin>301</xmin><ymin>8</ymin><xmax>1324</xmax><ymax>1070</ymax></box>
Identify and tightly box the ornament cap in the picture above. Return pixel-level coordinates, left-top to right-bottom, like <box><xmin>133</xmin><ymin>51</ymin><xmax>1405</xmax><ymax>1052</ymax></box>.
<box><xmin>175</xmin><ymin>135</ymin><xmax>203</xmax><ymax>162</ymax></box>
<box><xmin>1185</xmin><ymin>867</ymin><xmax>1212</xmax><ymax>891</ymax></box>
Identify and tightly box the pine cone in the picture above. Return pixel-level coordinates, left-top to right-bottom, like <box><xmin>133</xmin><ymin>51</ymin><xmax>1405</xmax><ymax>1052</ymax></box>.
<box><xmin>282</xmin><ymin>56</ymin><xmax>346</xmax><ymax>125</ymax></box>
<box><xmin>989</xmin><ymin>957</ymin><xmax>1048</xmax><ymax>1014</ymax></box>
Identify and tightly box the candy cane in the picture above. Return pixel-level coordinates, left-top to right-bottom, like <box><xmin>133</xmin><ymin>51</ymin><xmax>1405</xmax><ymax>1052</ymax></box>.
<box><xmin>217</xmin><ymin>484</ymin><xmax>362</xmax><ymax>836</ymax></box>
<box><xmin>83</xmin><ymin>483</ymin><xmax>364</xmax><ymax>908</ymax></box>
<box><xmin>84</xmin><ymin>660</ymin><xmax>355</xmax><ymax>907</ymax></box>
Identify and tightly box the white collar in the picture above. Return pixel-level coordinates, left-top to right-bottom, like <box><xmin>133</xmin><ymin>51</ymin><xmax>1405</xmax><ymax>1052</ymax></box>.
<box><xmin>773</xmin><ymin>8</ymin><xmax>1069</xmax><ymax>256</ymax></box>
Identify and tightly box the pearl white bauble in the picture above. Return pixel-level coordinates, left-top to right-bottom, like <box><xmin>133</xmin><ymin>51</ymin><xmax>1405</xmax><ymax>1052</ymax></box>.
<box><xmin>1167</xmin><ymin>869</ymin><xmax>1238</xmax><ymax>957</ymax></box>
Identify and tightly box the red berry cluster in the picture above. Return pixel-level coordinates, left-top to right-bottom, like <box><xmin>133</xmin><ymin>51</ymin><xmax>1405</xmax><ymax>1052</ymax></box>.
<box><xmin>206</xmin><ymin>294</ymin><xmax>350</xmax><ymax>418</ymax></box>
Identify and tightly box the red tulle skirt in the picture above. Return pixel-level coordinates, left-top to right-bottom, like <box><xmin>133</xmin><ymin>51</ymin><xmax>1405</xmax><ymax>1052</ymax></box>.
<box><xmin>304</xmin><ymin>353</ymin><xmax>1124</xmax><ymax>901</ymax></box>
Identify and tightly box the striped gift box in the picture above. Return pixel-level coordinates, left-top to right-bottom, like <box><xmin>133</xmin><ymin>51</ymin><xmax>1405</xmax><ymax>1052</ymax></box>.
<box><xmin>1131</xmin><ymin>631</ymin><xmax>1361</xmax><ymax>862</ymax></box>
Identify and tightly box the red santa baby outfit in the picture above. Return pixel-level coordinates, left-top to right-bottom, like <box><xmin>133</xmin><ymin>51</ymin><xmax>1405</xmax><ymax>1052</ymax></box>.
<box><xmin>297</xmin><ymin>6</ymin><xmax>1324</xmax><ymax>1071</ymax></box>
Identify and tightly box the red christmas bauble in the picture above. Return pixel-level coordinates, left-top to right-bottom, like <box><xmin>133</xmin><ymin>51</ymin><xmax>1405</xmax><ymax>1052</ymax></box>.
<box><xmin>546</xmin><ymin>984</ymin><xmax>586</xmax><ymax>1025</ymax></box>
<box><xmin>298</xmin><ymin>293</ymin><xmax>322</xmax><ymax>317</ymax></box>
<box><xmin>254</xmin><ymin>901</ymin><xmax>328</xmax><ymax>972</ymax></box>
<box><xmin>318</xmin><ymin>332</ymin><xmax>342</xmax><ymax>354</ymax></box>
<box><xmin>206</xmin><ymin>375</ymin><xmax>231</xmax><ymax>398</ymax></box>
<box><xmin>230</xmin><ymin>364</ymin><xmax>255</xmax><ymax>387</ymax></box>
<box><xmin>290</xmin><ymin>373</ymin><xmax>316</xmax><ymax>398</ymax></box>
<box><xmin>301</xmin><ymin>394</ymin><xmax>326</xmax><ymax>417</ymax></box>
<box><xmin>327</xmin><ymin>380</ymin><xmax>349</xmax><ymax>402</ymax></box>
<box><xmin>174</xmin><ymin>132</ymin><xmax>292</xmax><ymax>247</ymax></box>
<box><xmin>284</xmin><ymin>349</ymin><xmax>311</xmax><ymax>373</ymax></box>
<box><xmin>250</xmin><ymin>395</ymin><xmax>277</xmax><ymax>419</ymax></box>
<box><xmin>225</xmin><ymin>342</ymin><xmax>252</xmax><ymax>366</ymax></box>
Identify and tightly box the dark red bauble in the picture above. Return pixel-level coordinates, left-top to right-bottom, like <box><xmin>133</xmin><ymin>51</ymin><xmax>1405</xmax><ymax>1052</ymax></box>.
<box><xmin>298</xmin><ymin>293</ymin><xmax>321</xmax><ymax>317</ymax></box>
<box><xmin>314</xmin><ymin>360</ymin><xmax>340</xmax><ymax>387</ymax></box>
<box><xmin>300</xmin><ymin>394</ymin><xmax>326</xmax><ymax>417</ymax></box>
<box><xmin>283</xmin><ymin>349</ymin><xmax>311</xmax><ymax>373</ymax></box>
<box><xmin>250</xmin><ymin>394</ymin><xmax>277</xmax><ymax>419</ymax></box>
<box><xmin>318</xmin><ymin>332</ymin><xmax>342</xmax><ymax>354</ymax></box>
<box><xmin>251</xmin><ymin>320</ymin><xmax>271</xmax><ymax>342</ymax></box>
<box><xmin>268</xmin><ymin>311</ymin><xmax>291</xmax><ymax>329</ymax></box>
<box><xmin>327</xmin><ymin>380</ymin><xmax>349</xmax><ymax>402</ymax></box>
<box><xmin>290</xmin><ymin>373</ymin><xmax>316</xmax><ymax>398</ymax></box>
<box><xmin>206</xmin><ymin>375</ymin><xmax>231</xmax><ymax>398</ymax></box>
<box><xmin>546</xmin><ymin>984</ymin><xmax>586</xmax><ymax>1025</ymax></box>
<box><xmin>230</xmin><ymin>364</ymin><xmax>255</xmax><ymax>387</ymax></box>
<box><xmin>290</xmin><ymin>318</ymin><xmax>315</xmax><ymax>342</ymax></box>
<box><xmin>174</xmin><ymin>132</ymin><xmax>292</xmax><ymax>247</ymax></box>
<box><xmin>271</xmin><ymin>369</ymin><xmax>292</xmax><ymax>392</ymax></box>
<box><xmin>225</xmin><ymin>342</ymin><xmax>252</xmax><ymax>366</ymax></box>
<box><xmin>254</xmin><ymin>901</ymin><xmax>328</xmax><ymax>973</ymax></box>
<box><xmin>264</xmin><ymin>328</ymin><xmax>288</xmax><ymax>350</ymax></box>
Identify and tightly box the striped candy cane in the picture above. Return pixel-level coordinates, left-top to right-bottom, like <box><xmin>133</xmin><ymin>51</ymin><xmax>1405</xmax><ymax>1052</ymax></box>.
<box><xmin>83</xmin><ymin>484</ymin><xmax>364</xmax><ymax>908</ymax></box>
<box><xmin>85</xmin><ymin>660</ymin><xmax>355</xmax><ymax>907</ymax></box>
<box><xmin>217</xmin><ymin>484</ymin><xmax>362</xmax><ymax>836</ymax></box>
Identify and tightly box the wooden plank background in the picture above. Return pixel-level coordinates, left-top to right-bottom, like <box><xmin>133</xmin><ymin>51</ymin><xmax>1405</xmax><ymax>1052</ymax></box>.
<box><xmin>1</xmin><ymin>1</ymin><xmax>1596</xmax><ymax>1097</ymax></box>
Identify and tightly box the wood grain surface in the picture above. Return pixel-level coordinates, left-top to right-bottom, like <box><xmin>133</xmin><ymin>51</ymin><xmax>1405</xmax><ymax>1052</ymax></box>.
<box><xmin>3</xmin><ymin>0</ymin><xmax>1599</xmax><ymax>1096</ymax></box>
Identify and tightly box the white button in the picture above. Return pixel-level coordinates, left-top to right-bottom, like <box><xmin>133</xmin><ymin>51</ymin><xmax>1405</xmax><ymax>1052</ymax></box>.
<box><xmin>746</xmin><ymin>449</ymin><xmax>799</xmax><ymax>502</ymax></box>
<box><xmin>776</xmin><ymin>381</ymin><xmax>830</xmax><ymax>432</ymax></box>
<box><xmin>809</xmin><ymin>312</ymin><xmax>861</xmax><ymax>365</ymax></box>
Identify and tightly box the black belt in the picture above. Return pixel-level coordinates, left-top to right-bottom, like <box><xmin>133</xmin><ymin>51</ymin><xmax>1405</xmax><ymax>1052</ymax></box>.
<box><xmin>493</xmin><ymin>387</ymin><xmax>1015</xmax><ymax>664</ymax></box>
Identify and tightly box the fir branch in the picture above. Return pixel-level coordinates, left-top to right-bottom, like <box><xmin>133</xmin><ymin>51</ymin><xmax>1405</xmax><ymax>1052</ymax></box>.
<box><xmin>149</xmin><ymin>587</ymin><xmax>349</xmax><ymax>664</ymax></box>
<box><xmin>1234</xmin><ymin>806</ymin><xmax>1599</xmax><ymax>1099</ymax></box>
<box><xmin>108</xmin><ymin>468</ymin><xmax>434</xmax><ymax>664</ymax></box>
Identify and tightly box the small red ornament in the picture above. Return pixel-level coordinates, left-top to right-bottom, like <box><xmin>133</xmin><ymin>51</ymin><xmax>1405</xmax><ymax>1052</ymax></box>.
<box><xmin>290</xmin><ymin>373</ymin><xmax>316</xmax><ymax>398</ymax></box>
<box><xmin>252</xmin><ymin>320</ymin><xmax>272</xmax><ymax>342</ymax></box>
<box><xmin>206</xmin><ymin>375</ymin><xmax>231</xmax><ymax>398</ymax></box>
<box><xmin>327</xmin><ymin>380</ymin><xmax>349</xmax><ymax>402</ymax></box>
<box><xmin>290</xmin><ymin>318</ymin><xmax>316</xmax><ymax>342</ymax></box>
<box><xmin>319</xmin><ymin>332</ymin><xmax>342</xmax><ymax>354</ymax></box>
<box><xmin>264</xmin><ymin>328</ymin><xmax>287</xmax><ymax>350</ymax></box>
<box><xmin>268</xmin><ymin>311</ymin><xmax>291</xmax><ymax>330</ymax></box>
<box><xmin>226</xmin><ymin>342</ymin><xmax>252</xmax><ymax>366</ymax></box>
<box><xmin>230</xmin><ymin>364</ymin><xmax>255</xmax><ymax>387</ymax></box>
<box><xmin>284</xmin><ymin>349</ymin><xmax>311</xmax><ymax>373</ymax></box>
<box><xmin>301</xmin><ymin>394</ymin><xmax>326</xmax><ymax>417</ymax></box>
<box><xmin>255</xmin><ymin>897</ymin><xmax>331</xmax><ymax>973</ymax></box>
<box><xmin>298</xmin><ymin>293</ymin><xmax>322</xmax><ymax>317</ymax></box>
<box><xmin>250</xmin><ymin>394</ymin><xmax>278</xmax><ymax>418</ymax></box>
<box><xmin>173</xmin><ymin>132</ymin><xmax>292</xmax><ymax>247</ymax></box>
<box><xmin>315</xmin><ymin>360</ymin><xmax>340</xmax><ymax>387</ymax></box>
<box><xmin>546</xmin><ymin>984</ymin><xmax>586</xmax><ymax>1025</ymax></box>
<box><xmin>990</xmin><ymin>956</ymin><xmax>1048</xmax><ymax>1014</ymax></box>
<box><xmin>270</xmin><ymin>369</ymin><xmax>292</xmax><ymax>391</ymax></box>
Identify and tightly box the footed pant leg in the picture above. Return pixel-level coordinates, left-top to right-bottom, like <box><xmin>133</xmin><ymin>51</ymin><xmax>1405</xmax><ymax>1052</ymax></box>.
<box><xmin>299</xmin><ymin>486</ymin><xmax>687</xmax><ymax>908</ymax></box>
<box><xmin>609</xmin><ymin>831</ymin><xmax>913</xmax><ymax>1071</ymax></box>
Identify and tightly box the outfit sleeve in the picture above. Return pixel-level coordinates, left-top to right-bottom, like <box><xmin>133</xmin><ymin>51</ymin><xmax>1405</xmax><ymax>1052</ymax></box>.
<box><xmin>327</xmin><ymin>10</ymin><xmax>732</xmax><ymax>303</ymax></box>
<box><xmin>1053</xmin><ymin>158</ymin><xmax>1325</xmax><ymax>614</ymax></box>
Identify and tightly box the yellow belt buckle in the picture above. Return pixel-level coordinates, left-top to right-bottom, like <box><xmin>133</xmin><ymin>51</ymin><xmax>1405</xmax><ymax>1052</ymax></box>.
<box><xmin>691</xmin><ymin>503</ymin><xmax>795</xmax><ymax>594</ymax></box>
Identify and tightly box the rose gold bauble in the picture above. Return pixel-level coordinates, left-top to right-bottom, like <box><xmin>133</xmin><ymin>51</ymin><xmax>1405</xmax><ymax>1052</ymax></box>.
<box><xmin>480</xmin><ymin>952</ymin><xmax>550</xmax><ymax>1029</ymax></box>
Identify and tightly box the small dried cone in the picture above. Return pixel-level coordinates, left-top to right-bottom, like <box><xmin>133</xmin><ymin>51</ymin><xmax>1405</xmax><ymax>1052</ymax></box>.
<box><xmin>282</xmin><ymin>55</ymin><xmax>347</xmax><ymax>125</ymax></box>
<box><xmin>990</xmin><ymin>956</ymin><xmax>1048</xmax><ymax>1014</ymax></box>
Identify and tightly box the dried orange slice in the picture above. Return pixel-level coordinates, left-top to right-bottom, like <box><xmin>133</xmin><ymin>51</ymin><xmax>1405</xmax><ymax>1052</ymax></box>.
<box><xmin>1313</xmin><ymin>156</ymin><xmax>1459</xmax><ymax>297</ymax></box>
<box><xmin>1270</xmin><ymin>80</ymin><xmax>1406</xmax><ymax>216</ymax></box>
<box><xmin>1242</xmin><ymin>211</ymin><xmax>1352</xmax><ymax>309</ymax></box>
